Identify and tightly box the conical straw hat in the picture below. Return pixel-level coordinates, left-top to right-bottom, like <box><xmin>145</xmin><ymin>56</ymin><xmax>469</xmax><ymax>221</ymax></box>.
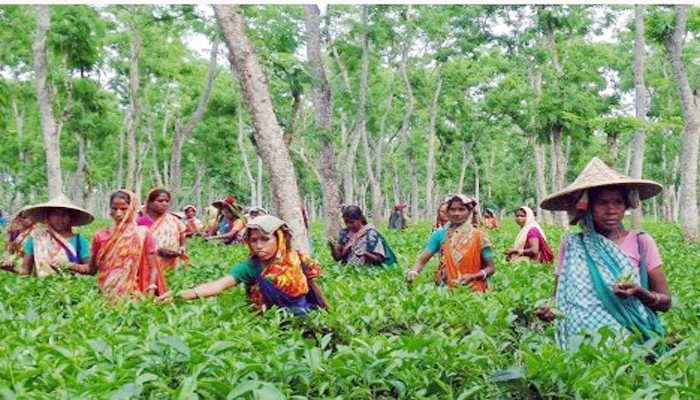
<box><xmin>23</xmin><ymin>193</ymin><xmax>95</xmax><ymax>226</ymax></box>
<box><xmin>540</xmin><ymin>157</ymin><xmax>662</xmax><ymax>211</ymax></box>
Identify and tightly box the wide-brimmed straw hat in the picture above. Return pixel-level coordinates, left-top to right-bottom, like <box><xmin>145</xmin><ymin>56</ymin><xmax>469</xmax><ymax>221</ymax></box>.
<box><xmin>540</xmin><ymin>157</ymin><xmax>662</xmax><ymax>211</ymax></box>
<box><xmin>23</xmin><ymin>193</ymin><xmax>94</xmax><ymax>226</ymax></box>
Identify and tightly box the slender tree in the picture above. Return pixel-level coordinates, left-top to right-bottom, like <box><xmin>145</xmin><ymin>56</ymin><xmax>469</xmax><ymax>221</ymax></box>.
<box><xmin>32</xmin><ymin>5</ymin><xmax>62</xmax><ymax>197</ymax></box>
<box><xmin>213</xmin><ymin>4</ymin><xmax>309</xmax><ymax>252</ymax></box>
<box><xmin>304</xmin><ymin>4</ymin><xmax>342</xmax><ymax>237</ymax></box>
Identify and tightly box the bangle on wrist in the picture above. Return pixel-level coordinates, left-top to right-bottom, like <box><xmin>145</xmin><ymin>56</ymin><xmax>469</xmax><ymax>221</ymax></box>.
<box><xmin>192</xmin><ymin>287</ymin><xmax>201</xmax><ymax>299</ymax></box>
<box><xmin>147</xmin><ymin>283</ymin><xmax>157</xmax><ymax>290</ymax></box>
<box><xmin>480</xmin><ymin>270</ymin><xmax>487</xmax><ymax>280</ymax></box>
<box><xmin>650</xmin><ymin>292</ymin><xmax>660</xmax><ymax>307</ymax></box>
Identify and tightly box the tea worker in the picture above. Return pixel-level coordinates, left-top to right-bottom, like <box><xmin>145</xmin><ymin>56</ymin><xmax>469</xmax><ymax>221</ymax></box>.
<box><xmin>535</xmin><ymin>157</ymin><xmax>670</xmax><ymax>348</ymax></box>
<box><xmin>407</xmin><ymin>194</ymin><xmax>495</xmax><ymax>291</ymax></box>
<box><xmin>329</xmin><ymin>205</ymin><xmax>397</xmax><ymax>267</ymax></box>
<box><xmin>139</xmin><ymin>188</ymin><xmax>188</xmax><ymax>271</ymax></box>
<box><xmin>1</xmin><ymin>207</ymin><xmax>37</xmax><ymax>273</ymax></box>
<box><xmin>91</xmin><ymin>190</ymin><xmax>167</xmax><ymax>298</ymax></box>
<box><xmin>20</xmin><ymin>194</ymin><xmax>92</xmax><ymax>277</ymax></box>
<box><xmin>505</xmin><ymin>206</ymin><xmax>554</xmax><ymax>263</ymax></box>
<box><xmin>160</xmin><ymin>215</ymin><xmax>328</xmax><ymax>316</ymax></box>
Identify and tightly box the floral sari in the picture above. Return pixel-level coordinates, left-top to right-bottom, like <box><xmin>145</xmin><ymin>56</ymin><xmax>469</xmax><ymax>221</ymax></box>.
<box><xmin>338</xmin><ymin>225</ymin><xmax>397</xmax><ymax>267</ymax></box>
<box><xmin>96</xmin><ymin>190</ymin><xmax>167</xmax><ymax>299</ymax></box>
<box><xmin>32</xmin><ymin>227</ymin><xmax>83</xmax><ymax>277</ymax></box>
<box><xmin>437</xmin><ymin>222</ymin><xmax>489</xmax><ymax>292</ymax></box>
<box><xmin>555</xmin><ymin>213</ymin><xmax>664</xmax><ymax>349</ymax></box>
<box><xmin>245</xmin><ymin>229</ymin><xmax>328</xmax><ymax>315</ymax></box>
<box><xmin>150</xmin><ymin>212</ymin><xmax>187</xmax><ymax>270</ymax></box>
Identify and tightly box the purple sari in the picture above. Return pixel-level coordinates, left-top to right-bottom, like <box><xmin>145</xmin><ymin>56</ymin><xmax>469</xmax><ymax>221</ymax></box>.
<box><xmin>252</xmin><ymin>257</ymin><xmax>328</xmax><ymax>316</ymax></box>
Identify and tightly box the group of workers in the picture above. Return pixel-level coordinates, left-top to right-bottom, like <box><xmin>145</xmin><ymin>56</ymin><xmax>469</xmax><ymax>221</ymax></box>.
<box><xmin>0</xmin><ymin>157</ymin><xmax>671</xmax><ymax>350</ymax></box>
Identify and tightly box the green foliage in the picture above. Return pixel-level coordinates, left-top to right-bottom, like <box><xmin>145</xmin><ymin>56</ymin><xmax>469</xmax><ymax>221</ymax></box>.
<box><xmin>0</xmin><ymin>221</ymin><xmax>696</xmax><ymax>397</ymax></box>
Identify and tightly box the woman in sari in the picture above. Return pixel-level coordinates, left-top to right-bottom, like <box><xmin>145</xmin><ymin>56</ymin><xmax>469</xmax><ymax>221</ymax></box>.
<box><xmin>407</xmin><ymin>194</ymin><xmax>495</xmax><ymax>291</ymax></box>
<box><xmin>536</xmin><ymin>157</ymin><xmax>670</xmax><ymax>349</ymax></box>
<box><xmin>505</xmin><ymin>206</ymin><xmax>554</xmax><ymax>263</ymax></box>
<box><xmin>90</xmin><ymin>190</ymin><xmax>167</xmax><ymax>298</ymax></box>
<box><xmin>206</xmin><ymin>196</ymin><xmax>246</xmax><ymax>244</ymax></box>
<box><xmin>20</xmin><ymin>194</ymin><xmax>93</xmax><ymax>277</ymax></box>
<box><xmin>183</xmin><ymin>205</ymin><xmax>204</xmax><ymax>237</ymax></box>
<box><xmin>480</xmin><ymin>208</ymin><xmax>499</xmax><ymax>229</ymax></box>
<box><xmin>434</xmin><ymin>199</ymin><xmax>450</xmax><ymax>230</ymax></box>
<box><xmin>2</xmin><ymin>208</ymin><xmax>37</xmax><ymax>273</ymax></box>
<box><xmin>139</xmin><ymin>189</ymin><xmax>187</xmax><ymax>271</ymax></box>
<box><xmin>329</xmin><ymin>205</ymin><xmax>397</xmax><ymax>267</ymax></box>
<box><xmin>160</xmin><ymin>215</ymin><xmax>328</xmax><ymax>316</ymax></box>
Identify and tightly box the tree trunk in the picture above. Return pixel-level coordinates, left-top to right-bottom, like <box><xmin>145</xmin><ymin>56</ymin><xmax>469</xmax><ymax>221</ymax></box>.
<box><xmin>664</xmin><ymin>5</ymin><xmax>700</xmax><ymax>242</ymax></box>
<box><xmin>425</xmin><ymin>73</ymin><xmax>442</xmax><ymax>219</ymax></box>
<box><xmin>33</xmin><ymin>5</ymin><xmax>63</xmax><ymax>198</ymax></box>
<box><xmin>398</xmin><ymin>16</ymin><xmax>418</xmax><ymax>219</ymax></box>
<box><xmin>170</xmin><ymin>41</ymin><xmax>218</xmax><ymax>207</ymax></box>
<box><xmin>304</xmin><ymin>4</ymin><xmax>342</xmax><ymax>237</ymax></box>
<box><xmin>530</xmin><ymin>68</ymin><xmax>552</xmax><ymax>224</ymax></box>
<box><xmin>116</xmin><ymin>121</ymin><xmax>126</xmax><ymax>189</ymax></box>
<box><xmin>257</xmin><ymin>155</ymin><xmax>263</xmax><ymax>206</ymax></box>
<box><xmin>342</xmin><ymin>5</ymin><xmax>370</xmax><ymax>207</ymax></box>
<box><xmin>630</xmin><ymin>5</ymin><xmax>648</xmax><ymax>229</ymax></box>
<box><xmin>194</xmin><ymin>163</ymin><xmax>205</xmax><ymax>213</ymax></box>
<box><xmin>607</xmin><ymin>132</ymin><xmax>619</xmax><ymax>162</ymax></box>
<box><xmin>237</xmin><ymin>102</ymin><xmax>257</xmax><ymax>204</ymax></box>
<box><xmin>457</xmin><ymin>146</ymin><xmax>470</xmax><ymax>194</ymax></box>
<box><xmin>551</xmin><ymin>126</ymin><xmax>567</xmax><ymax>226</ymax></box>
<box><xmin>146</xmin><ymin>124</ymin><xmax>163</xmax><ymax>188</ymax></box>
<box><xmin>74</xmin><ymin>133</ymin><xmax>88</xmax><ymax>206</ymax></box>
<box><xmin>214</xmin><ymin>5</ymin><xmax>309</xmax><ymax>252</ymax></box>
<box><xmin>532</xmin><ymin>139</ymin><xmax>552</xmax><ymax>224</ymax></box>
<box><xmin>125</xmin><ymin>10</ymin><xmax>141</xmax><ymax>191</ymax></box>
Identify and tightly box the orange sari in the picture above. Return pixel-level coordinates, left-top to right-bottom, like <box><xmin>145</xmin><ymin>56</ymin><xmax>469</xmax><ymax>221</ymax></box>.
<box><xmin>96</xmin><ymin>190</ymin><xmax>167</xmax><ymax>298</ymax></box>
<box><xmin>150</xmin><ymin>212</ymin><xmax>187</xmax><ymax>271</ymax></box>
<box><xmin>438</xmin><ymin>223</ymin><xmax>488</xmax><ymax>292</ymax></box>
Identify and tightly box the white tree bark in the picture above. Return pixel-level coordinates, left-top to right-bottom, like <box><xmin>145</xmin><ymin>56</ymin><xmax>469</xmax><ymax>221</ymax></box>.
<box><xmin>342</xmin><ymin>5</ymin><xmax>370</xmax><ymax>207</ymax></box>
<box><xmin>304</xmin><ymin>4</ymin><xmax>343</xmax><ymax>237</ymax></box>
<box><xmin>398</xmin><ymin>15</ymin><xmax>418</xmax><ymax>219</ymax></box>
<box><xmin>33</xmin><ymin>5</ymin><xmax>63</xmax><ymax>198</ymax></box>
<box><xmin>214</xmin><ymin>5</ymin><xmax>309</xmax><ymax>252</ymax></box>
<box><xmin>425</xmin><ymin>74</ymin><xmax>442</xmax><ymax>219</ymax></box>
<box><xmin>237</xmin><ymin>102</ymin><xmax>257</xmax><ymax>204</ymax></box>
<box><xmin>170</xmin><ymin>41</ymin><xmax>218</xmax><ymax>207</ymax></box>
<box><xmin>125</xmin><ymin>8</ymin><xmax>142</xmax><ymax>191</ymax></box>
<box><xmin>664</xmin><ymin>5</ymin><xmax>700</xmax><ymax>242</ymax></box>
<box><xmin>630</xmin><ymin>5</ymin><xmax>648</xmax><ymax>229</ymax></box>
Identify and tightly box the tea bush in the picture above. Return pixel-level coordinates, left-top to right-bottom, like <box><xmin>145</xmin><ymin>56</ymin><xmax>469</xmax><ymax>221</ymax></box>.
<box><xmin>0</xmin><ymin>220</ymin><xmax>698</xmax><ymax>398</ymax></box>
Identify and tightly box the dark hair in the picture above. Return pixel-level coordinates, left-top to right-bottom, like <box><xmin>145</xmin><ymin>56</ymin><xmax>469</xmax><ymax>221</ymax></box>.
<box><xmin>110</xmin><ymin>190</ymin><xmax>131</xmax><ymax>204</ymax></box>
<box><xmin>342</xmin><ymin>205</ymin><xmax>367</xmax><ymax>225</ymax></box>
<box><xmin>147</xmin><ymin>189</ymin><xmax>171</xmax><ymax>204</ymax></box>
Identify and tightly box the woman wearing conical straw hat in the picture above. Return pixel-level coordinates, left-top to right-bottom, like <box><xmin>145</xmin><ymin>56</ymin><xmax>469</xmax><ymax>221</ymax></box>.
<box><xmin>19</xmin><ymin>194</ymin><xmax>93</xmax><ymax>277</ymax></box>
<box><xmin>535</xmin><ymin>157</ymin><xmax>671</xmax><ymax>349</ymax></box>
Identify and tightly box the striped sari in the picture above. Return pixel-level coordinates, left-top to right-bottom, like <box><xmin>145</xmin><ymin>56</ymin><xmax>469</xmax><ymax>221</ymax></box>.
<box><xmin>32</xmin><ymin>228</ymin><xmax>82</xmax><ymax>277</ymax></box>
